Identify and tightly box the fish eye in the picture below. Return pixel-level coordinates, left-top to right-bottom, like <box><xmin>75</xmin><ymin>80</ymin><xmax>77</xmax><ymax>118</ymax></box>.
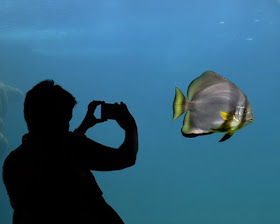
<box><xmin>243</xmin><ymin>109</ymin><xmax>248</xmax><ymax>114</ymax></box>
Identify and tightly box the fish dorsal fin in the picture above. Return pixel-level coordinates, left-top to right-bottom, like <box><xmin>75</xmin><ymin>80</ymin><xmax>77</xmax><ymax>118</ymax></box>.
<box><xmin>220</xmin><ymin>111</ymin><xmax>233</xmax><ymax>121</ymax></box>
<box><xmin>187</xmin><ymin>71</ymin><xmax>225</xmax><ymax>100</ymax></box>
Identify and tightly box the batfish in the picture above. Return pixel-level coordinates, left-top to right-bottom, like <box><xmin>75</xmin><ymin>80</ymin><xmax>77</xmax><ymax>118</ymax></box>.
<box><xmin>173</xmin><ymin>71</ymin><xmax>254</xmax><ymax>142</ymax></box>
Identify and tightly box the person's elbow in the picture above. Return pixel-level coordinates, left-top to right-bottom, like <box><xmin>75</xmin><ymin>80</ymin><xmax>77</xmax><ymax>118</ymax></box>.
<box><xmin>119</xmin><ymin>144</ymin><xmax>138</xmax><ymax>168</ymax></box>
<box><xmin>122</xmin><ymin>154</ymin><xmax>137</xmax><ymax>168</ymax></box>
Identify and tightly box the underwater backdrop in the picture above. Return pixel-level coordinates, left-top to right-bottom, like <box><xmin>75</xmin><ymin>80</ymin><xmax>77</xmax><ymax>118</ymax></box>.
<box><xmin>0</xmin><ymin>0</ymin><xmax>280</xmax><ymax>223</ymax></box>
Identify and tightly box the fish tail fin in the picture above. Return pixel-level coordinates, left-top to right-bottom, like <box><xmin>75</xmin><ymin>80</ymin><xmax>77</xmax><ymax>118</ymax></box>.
<box><xmin>173</xmin><ymin>87</ymin><xmax>189</xmax><ymax>120</ymax></box>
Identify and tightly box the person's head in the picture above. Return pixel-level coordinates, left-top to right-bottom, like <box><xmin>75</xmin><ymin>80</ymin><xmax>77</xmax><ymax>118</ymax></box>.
<box><xmin>24</xmin><ymin>80</ymin><xmax>77</xmax><ymax>135</ymax></box>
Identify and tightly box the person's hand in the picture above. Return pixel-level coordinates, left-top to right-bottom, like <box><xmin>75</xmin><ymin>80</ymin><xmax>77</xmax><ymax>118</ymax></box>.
<box><xmin>75</xmin><ymin>101</ymin><xmax>106</xmax><ymax>135</ymax></box>
<box><xmin>115</xmin><ymin>102</ymin><xmax>137</xmax><ymax>131</ymax></box>
<box><xmin>84</xmin><ymin>100</ymin><xmax>106</xmax><ymax>128</ymax></box>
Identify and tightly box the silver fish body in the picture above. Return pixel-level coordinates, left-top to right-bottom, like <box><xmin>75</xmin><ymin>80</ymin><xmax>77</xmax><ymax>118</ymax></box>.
<box><xmin>173</xmin><ymin>71</ymin><xmax>254</xmax><ymax>142</ymax></box>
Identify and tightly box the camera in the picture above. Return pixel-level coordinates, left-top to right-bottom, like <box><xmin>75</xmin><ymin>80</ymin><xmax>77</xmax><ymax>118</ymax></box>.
<box><xmin>101</xmin><ymin>103</ymin><xmax>118</xmax><ymax>120</ymax></box>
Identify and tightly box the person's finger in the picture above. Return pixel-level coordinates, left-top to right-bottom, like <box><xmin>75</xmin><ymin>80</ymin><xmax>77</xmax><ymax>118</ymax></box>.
<box><xmin>88</xmin><ymin>101</ymin><xmax>104</xmax><ymax>111</ymax></box>
<box><xmin>119</xmin><ymin>103</ymin><xmax>128</xmax><ymax>113</ymax></box>
<box><xmin>90</xmin><ymin>100</ymin><xmax>103</xmax><ymax>107</ymax></box>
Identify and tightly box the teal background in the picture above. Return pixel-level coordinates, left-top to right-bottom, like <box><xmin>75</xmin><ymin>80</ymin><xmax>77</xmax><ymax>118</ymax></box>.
<box><xmin>1</xmin><ymin>0</ymin><xmax>280</xmax><ymax>223</ymax></box>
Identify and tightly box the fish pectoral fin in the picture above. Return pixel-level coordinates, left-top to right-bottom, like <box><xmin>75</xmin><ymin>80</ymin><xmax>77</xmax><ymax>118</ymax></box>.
<box><xmin>219</xmin><ymin>132</ymin><xmax>234</xmax><ymax>142</ymax></box>
<box><xmin>173</xmin><ymin>87</ymin><xmax>188</xmax><ymax>120</ymax></box>
<box><xmin>220</xmin><ymin>111</ymin><xmax>232</xmax><ymax>121</ymax></box>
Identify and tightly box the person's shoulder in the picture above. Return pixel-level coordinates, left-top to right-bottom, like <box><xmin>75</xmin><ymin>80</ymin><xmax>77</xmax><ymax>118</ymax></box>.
<box><xmin>3</xmin><ymin>144</ymin><xmax>25</xmax><ymax>177</ymax></box>
<box><xmin>4</xmin><ymin>144</ymin><xmax>24</xmax><ymax>164</ymax></box>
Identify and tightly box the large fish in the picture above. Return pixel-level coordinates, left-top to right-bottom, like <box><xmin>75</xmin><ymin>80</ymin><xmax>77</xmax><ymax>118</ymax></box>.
<box><xmin>173</xmin><ymin>71</ymin><xmax>254</xmax><ymax>142</ymax></box>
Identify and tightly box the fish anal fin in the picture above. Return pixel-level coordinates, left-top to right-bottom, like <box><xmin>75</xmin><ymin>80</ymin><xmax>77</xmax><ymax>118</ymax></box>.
<box><xmin>219</xmin><ymin>132</ymin><xmax>234</xmax><ymax>142</ymax></box>
<box><xmin>220</xmin><ymin>111</ymin><xmax>232</xmax><ymax>121</ymax></box>
<box><xmin>173</xmin><ymin>87</ymin><xmax>188</xmax><ymax>120</ymax></box>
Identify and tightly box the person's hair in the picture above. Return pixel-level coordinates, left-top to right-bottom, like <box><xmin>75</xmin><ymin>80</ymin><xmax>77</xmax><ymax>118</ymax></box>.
<box><xmin>24</xmin><ymin>80</ymin><xmax>77</xmax><ymax>133</ymax></box>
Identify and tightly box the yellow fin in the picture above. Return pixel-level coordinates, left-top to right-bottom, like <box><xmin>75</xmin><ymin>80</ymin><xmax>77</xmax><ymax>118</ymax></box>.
<box><xmin>173</xmin><ymin>87</ymin><xmax>188</xmax><ymax>120</ymax></box>
<box><xmin>220</xmin><ymin>111</ymin><xmax>232</xmax><ymax>121</ymax></box>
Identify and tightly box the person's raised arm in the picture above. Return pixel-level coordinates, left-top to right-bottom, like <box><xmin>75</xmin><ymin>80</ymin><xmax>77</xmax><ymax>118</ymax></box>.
<box><xmin>115</xmin><ymin>102</ymin><xmax>138</xmax><ymax>166</ymax></box>
<box><xmin>74</xmin><ymin>101</ymin><xmax>138</xmax><ymax>171</ymax></box>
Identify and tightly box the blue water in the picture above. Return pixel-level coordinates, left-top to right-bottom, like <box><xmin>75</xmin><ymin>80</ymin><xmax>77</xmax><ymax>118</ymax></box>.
<box><xmin>1</xmin><ymin>0</ymin><xmax>280</xmax><ymax>223</ymax></box>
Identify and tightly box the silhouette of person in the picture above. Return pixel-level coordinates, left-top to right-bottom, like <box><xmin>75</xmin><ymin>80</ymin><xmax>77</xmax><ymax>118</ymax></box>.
<box><xmin>0</xmin><ymin>81</ymin><xmax>23</xmax><ymax>157</ymax></box>
<box><xmin>3</xmin><ymin>80</ymin><xmax>138</xmax><ymax>224</ymax></box>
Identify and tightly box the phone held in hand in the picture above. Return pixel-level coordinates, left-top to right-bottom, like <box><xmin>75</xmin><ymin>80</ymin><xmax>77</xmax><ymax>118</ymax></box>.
<box><xmin>101</xmin><ymin>103</ymin><xmax>118</xmax><ymax>120</ymax></box>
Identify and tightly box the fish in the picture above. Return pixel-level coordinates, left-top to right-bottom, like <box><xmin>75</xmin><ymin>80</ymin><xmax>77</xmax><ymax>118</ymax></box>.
<box><xmin>173</xmin><ymin>71</ymin><xmax>254</xmax><ymax>142</ymax></box>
